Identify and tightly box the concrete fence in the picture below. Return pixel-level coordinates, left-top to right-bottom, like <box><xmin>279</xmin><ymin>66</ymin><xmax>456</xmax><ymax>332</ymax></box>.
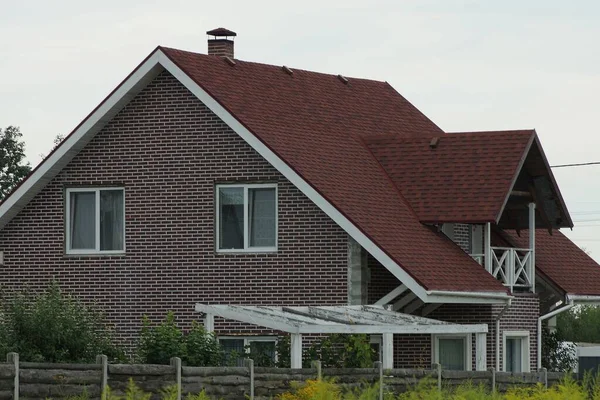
<box><xmin>0</xmin><ymin>353</ymin><xmax>565</xmax><ymax>400</ymax></box>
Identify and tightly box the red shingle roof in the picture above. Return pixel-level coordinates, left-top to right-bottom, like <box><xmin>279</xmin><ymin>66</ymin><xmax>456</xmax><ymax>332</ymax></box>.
<box><xmin>504</xmin><ymin>230</ymin><xmax>600</xmax><ymax>296</ymax></box>
<box><xmin>365</xmin><ymin>131</ymin><xmax>535</xmax><ymax>223</ymax></box>
<box><xmin>161</xmin><ymin>47</ymin><xmax>506</xmax><ymax>293</ymax></box>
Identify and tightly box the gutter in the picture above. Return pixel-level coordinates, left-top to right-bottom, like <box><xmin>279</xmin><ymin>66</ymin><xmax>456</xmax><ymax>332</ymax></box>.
<box><xmin>537</xmin><ymin>299</ymin><xmax>575</xmax><ymax>371</ymax></box>
<box><xmin>496</xmin><ymin>298</ymin><xmax>512</xmax><ymax>371</ymax></box>
<box><xmin>566</xmin><ymin>294</ymin><xmax>600</xmax><ymax>304</ymax></box>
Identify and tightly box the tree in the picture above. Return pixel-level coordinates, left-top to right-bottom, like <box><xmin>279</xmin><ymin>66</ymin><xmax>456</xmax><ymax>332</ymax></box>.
<box><xmin>0</xmin><ymin>126</ymin><xmax>31</xmax><ymax>200</ymax></box>
<box><xmin>557</xmin><ymin>305</ymin><xmax>600</xmax><ymax>343</ymax></box>
<box><xmin>542</xmin><ymin>325</ymin><xmax>576</xmax><ymax>372</ymax></box>
<box><xmin>39</xmin><ymin>133</ymin><xmax>65</xmax><ymax>159</ymax></box>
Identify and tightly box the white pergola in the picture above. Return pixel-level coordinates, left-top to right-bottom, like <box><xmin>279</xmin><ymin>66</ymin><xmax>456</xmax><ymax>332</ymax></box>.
<box><xmin>196</xmin><ymin>304</ymin><xmax>488</xmax><ymax>370</ymax></box>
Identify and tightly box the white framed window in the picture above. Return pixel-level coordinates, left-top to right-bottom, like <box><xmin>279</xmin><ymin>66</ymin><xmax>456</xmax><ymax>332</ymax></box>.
<box><xmin>432</xmin><ymin>334</ymin><xmax>472</xmax><ymax>371</ymax></box>
<box><xmin>219</xmin><ymin>336</ymin><xmax>277</xmax><ymax>366</ymax></box>
<box><xmin>65</xmin><ymin>188</ymin><xmax>125</xmax><ymax>254</ymax></box>
<box><xmin>216</xmin><ymin>184</ymin><xmax>277</xmax><ymax>252</ymax></box>
<box><xmin>503</xmin><ymin>330</ymin><xmax>530</xmax><ymax>372</ymax></box>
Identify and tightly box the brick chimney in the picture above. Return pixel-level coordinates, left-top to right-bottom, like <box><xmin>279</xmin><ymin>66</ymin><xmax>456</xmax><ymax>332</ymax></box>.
<box><xmin>207</xmin><ymin>27</ymin><xmax>236</xmax><ymax>58</ymax></box>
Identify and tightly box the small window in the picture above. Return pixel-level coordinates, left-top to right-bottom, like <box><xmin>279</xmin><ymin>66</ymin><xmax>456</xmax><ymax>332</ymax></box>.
<box><xmin>216</xmin><ymin>184</ymin><xmax>277</xmax><ymax>252</ymax></box>
<box><xmin>66</xmin><ymin>188</ymin><xmax>125</xmax><ymax>254</ymax></box>
<box><xmin>219</xmin><ymin>336</ymin><xmax>277</xmax><ymax>367</ymax></box>
<box><xmin>503</xmin><ymin>331</ymin><xmax>530</xmax><ymax>372</ymax></box>
<box><xmin>433</xmin><ymin>334</ymin><xmax>472</xmax><ymax>371</ymax></box>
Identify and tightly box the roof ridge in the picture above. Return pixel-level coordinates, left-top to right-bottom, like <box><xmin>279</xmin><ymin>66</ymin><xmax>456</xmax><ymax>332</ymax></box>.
<box><xmin>448</xmin><ymin>129</ymin><xmax>536</xmax><ymax>135</ymax></box>
<box><xmin>159</xmin><ymin>46</ymin><xmax>390</xmax><ymax>85</ymax></box>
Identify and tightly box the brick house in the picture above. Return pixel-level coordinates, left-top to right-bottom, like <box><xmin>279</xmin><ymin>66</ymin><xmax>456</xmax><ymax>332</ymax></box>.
<box><xmin>1</xmin><ymin>27</ymin><xmax>600</xmax><ymax>372</ymax></box>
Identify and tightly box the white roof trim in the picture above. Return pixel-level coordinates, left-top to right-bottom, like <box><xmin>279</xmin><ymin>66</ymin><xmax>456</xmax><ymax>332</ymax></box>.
<box><xmin>195</xmin><ymin>304</ymin><xmax>488</xmax><ymax>335</ymax></box>
<box><xmin>0</xmin><ymin>48</ymin><xmax>509</xmax><ymax>304</ymax></box>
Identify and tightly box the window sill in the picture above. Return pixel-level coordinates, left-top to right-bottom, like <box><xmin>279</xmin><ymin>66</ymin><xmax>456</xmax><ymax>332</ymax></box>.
<box><xmin>216</xmin><ymin>248</ymin><xmax>278</xmax><ymax>255</ymax></box>
<box><xmin>65</xmin><ymin>251</ymin><xmax>126</xmax><ymax>257</ymax></box>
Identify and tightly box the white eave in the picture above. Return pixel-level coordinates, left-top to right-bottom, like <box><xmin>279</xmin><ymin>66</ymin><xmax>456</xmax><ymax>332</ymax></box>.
<box><xmin>195</xmin><ymin>304</ymin><xmax>488</xmax><ymax>335</ymax></box>
<box><xmin>0</xmin><ymin>48</ymin><xmax>510</xmax><ymax>305</ymax></box>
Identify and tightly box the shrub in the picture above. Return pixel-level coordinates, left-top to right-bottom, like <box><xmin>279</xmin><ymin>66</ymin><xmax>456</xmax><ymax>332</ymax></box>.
<box><xmin>184</xmin><ymin>321</ymin><xmax>221</xmax><ymax>367</ymax></box>
<box><xmin>137</xmin><ymin>313</ymin><xmax>221</xmax><ymax>366</ymax></box>
<box><xmin>0</xmin><ymin>282</ymin><xmax>123</xmax><ymax>363</ymax></box>
<box><xmin>303</xmin><ymin>334</ymin><xmax>374</xmax><ymax>368</ymax></box>
<box><xmin>137</xmin><ymin>312</ymin><xmax>185</xmax><ymax>364</ymax></box>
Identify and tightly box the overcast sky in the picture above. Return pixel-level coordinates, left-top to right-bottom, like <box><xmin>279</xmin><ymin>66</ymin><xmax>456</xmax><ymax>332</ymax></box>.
<box><xmin>1</xmin><ymin>1</ymin><xmax>599</xmax><ymax>259</ymax></box>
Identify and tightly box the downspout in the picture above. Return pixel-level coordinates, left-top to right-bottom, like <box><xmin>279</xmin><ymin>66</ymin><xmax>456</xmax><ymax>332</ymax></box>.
<box><xmin>495</xmin><ymin>299</ymin><xmax>512</xmax><ymax>371</ymax></box>
<box><xmin>537</xmin><ymin>299</ymin><xmax>575</xmax><ymax>371</ymax></box>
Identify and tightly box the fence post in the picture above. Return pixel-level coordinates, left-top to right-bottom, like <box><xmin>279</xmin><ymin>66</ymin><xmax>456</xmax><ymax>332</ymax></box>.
<box><xmin>432</xmin><ymin>363</ymin><xmax>441</xmax><ymax>391</ymax></box>
<box><xmin>96</xmin><ymin>355</ymin><xmax>108</xmax><ymax>400</ymax></box>
<box><xmin>245</xmin><ymin>358</ymin><xmax>254</xmax><ymax>400</ymax></box>
<box><xmin>170</xmin><ymin>357</ymin><xmax>182</xmax><ymax>400</ymax></box>
<box><xmin>374</xmin><ymin>361</ymin><xmax>383</xmax><ymax>400</ymax></box>
<box><xmin>488</xmin><ymin>367</ymin><xmax>496</xmax><ymax>393</ymax></box>
<box><xmin>311</xmin><ymin>360</ymin><xmax>322</xmax><ymax>380</ymax></box>
<box><xmin>7</xmin><ymin>352</ymin><xmax>18</xmax><ymax>400</ymax></box>
<box><xmin>540</xmin><ymin>367</ymin><xmax>548</xmax><ymax>388</ymax></box>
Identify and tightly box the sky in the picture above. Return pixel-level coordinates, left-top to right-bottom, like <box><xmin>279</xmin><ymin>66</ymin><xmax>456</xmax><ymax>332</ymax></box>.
<box><xmin>1</xmin><ymin>0</ymin><xmax>600</xmax><ymax>259</ymax></box>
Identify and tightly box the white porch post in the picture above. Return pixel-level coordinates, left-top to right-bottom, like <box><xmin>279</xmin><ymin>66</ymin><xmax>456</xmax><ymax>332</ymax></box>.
<box><xmin>529</xmin><ymin>203</ymin><xmax>536</xmax><ymax>292</ymax></box>
<box><xmin>291</xmin><ymin>333</ymin><xmax>303</xmax><ymax>369</ymax></box>
<box><xmin>382</xmin><ymin>333</ymin><xmax>394</xmax><ymax>369</ymax></box>
<box><xmin>484</xmin><ymin>223</ymin><xmax>492</xmax><ymax>273</ymax></box>
<box><xmin>475</xmin><ymin>332</ymin><xmax>487</xmax><ymax>371</ymax></box>
<box><xmin>204</xmin><ymin>314</ymin><xmax>214</xmax><ymax>333</ymax></box>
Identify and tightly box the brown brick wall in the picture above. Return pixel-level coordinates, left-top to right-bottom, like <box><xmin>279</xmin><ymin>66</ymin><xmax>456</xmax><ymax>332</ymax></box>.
<box><xmin>493</xmin><ymin>294</ymin><xmax>539</xmax><ymax>371</ymax></box>
<box><xmin>367</xmin><ymin>254</ymin><xmax>399</xmax><ymax>304</ymax></box>
<box><xmin>392</xmin><ymin>295</ymin><xmax>538</xmax><ymax>370</ymax></box>
<box><xmin>453</xmin><ymin>223</ymin><xmax>471</xmax><ymax>253</ymax></box>
<box><xmin>0</xmin><ymin>70</ymin><xmax>349</xmax><ymax>344</ymax></box>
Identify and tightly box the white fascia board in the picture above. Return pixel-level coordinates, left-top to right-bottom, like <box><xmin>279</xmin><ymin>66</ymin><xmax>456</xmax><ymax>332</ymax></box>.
<box><xmin>195</xmin><ymin>304</ymin><xmax>300</xmax><ymax>333</ymax></box>
<box><xmin>426</xmin><ymin>290</ymin><xmax>512</xmax><ymax>304</ymax></box>
<box><xmin>157</xmin><ymin>50</ymin><xmax>502</xmax><ymax>304</ymax></box>
<box><xmin>298</xmin><ymin>323</ymin><xmax>488</xmax><ymax>335</ymax></box>
<box><xmin>0</xmin><ymin>51</ymin><xmax>165</xmax><ymax>230</ymax></box>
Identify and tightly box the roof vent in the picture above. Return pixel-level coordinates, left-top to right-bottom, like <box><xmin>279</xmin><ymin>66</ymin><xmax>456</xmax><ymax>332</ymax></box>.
<box><xmin>429</xmin><ymin>137</ymin><xmax>440</xmax><ymax>149</ymax></box>
<box><xmin>282</xmin><ymin>65</ymin><xmax>294</xmax><ymax>76</ymax></box>
<box><xmin>207</xmin><ymin>27</ymin><xmax>236</xmax><ymax>58</ymax></box>
<box><xmin>337</xmin><ymin>74</ymin><xmax>349</xmax><ymax>84</ymax></box>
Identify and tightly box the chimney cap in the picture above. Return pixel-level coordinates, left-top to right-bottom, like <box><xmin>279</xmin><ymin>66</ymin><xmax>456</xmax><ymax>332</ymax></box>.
<box><xmin>206</xmin><ymin>27</ymin><xmax>237</xmax><ymax>38</ymax></box>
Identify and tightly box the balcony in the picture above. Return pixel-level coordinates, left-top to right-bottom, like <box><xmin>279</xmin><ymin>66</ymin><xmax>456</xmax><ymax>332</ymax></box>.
<box><xmin>470</xmin><ymin>247</ymin><xmax>534</xmax><ymax>291</ymax></box>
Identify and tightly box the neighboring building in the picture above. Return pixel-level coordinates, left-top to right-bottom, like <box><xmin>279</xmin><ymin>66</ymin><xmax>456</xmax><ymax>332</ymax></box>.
<box><xmin>1</xmin><ymin>28</ymin><xmax>600</xmax><ymax>371</ymax></box>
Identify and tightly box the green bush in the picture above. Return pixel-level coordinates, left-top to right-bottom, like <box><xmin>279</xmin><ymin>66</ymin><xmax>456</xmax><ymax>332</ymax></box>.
<box><xmin>302</xmin><ymin>334</ymin><xmax>375</xmax><ymax>368</ymax></box>
<box><xmin>137</xmin><ymin>313</ymin><xmax>221</xmax><ymax>366</ymax></box>
<box><xmin>184</xmin><ymin>321</ymin><xmax>221</xmax><ymax>367</ymax></box>
<box><xmin>138</xmin><ymin>312</ymin><xmax>185</xmax><ymax>364</ymax></box>
<box><xmin>0</xmin><ymin>282</ymin><xmax>123</xmax><ymax>362</ymax></box>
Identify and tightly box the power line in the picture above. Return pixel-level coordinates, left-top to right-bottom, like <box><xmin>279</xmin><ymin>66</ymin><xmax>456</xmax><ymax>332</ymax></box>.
<box><xmin>551</xmin><ymin>161</ymin><xmax>600</xmax><ymax>168</ymax></box>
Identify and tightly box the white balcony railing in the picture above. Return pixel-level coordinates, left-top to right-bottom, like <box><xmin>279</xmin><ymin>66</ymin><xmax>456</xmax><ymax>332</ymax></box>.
<box><xmin>471</xmin><ymin>247</ymin><xmax>534</xmax><ymax>291</ymax></box>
